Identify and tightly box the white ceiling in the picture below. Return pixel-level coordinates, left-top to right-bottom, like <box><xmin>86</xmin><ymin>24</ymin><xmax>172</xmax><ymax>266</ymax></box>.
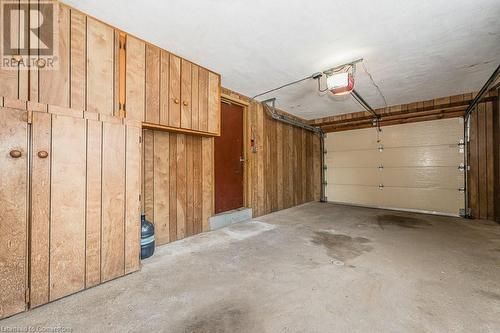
<box><xmin>64</xmin><ymin>0</ymin><xmax>500</xmax><ymax>120</ymax></box>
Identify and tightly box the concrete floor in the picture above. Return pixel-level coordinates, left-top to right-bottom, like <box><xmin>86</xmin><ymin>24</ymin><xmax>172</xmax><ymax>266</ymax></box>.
<box><xmin>3</xmin><ymin>202</ymin><xmax>500</xmax><ymax>332</ymax></box>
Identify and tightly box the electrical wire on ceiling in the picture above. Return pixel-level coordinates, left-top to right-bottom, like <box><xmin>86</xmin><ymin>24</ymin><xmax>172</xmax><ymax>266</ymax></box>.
<box><xmin>361</xmin><ymin>62</ymin><xmax>388</xmax><ymax>107</ymax></box>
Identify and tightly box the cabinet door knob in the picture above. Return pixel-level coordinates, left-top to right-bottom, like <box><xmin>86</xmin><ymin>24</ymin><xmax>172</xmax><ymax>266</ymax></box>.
<box><xmin>183</xmin><ymin>101</ymin><xmax>189</xmax><ymax>106</ymax></box>
<box><xmin>37</xmin><ymin>151</ymin><xmax>49</xmax><ymax>159</ymax></box>
<box><xmin>9</xmin><ymin>150</ymin><xmax>22</xmax><ymax>158</ymax></box>
<box><xmin>174</xmin><ymin>98</ymin><xmax>180</xmax><ymax>104</ymax></box>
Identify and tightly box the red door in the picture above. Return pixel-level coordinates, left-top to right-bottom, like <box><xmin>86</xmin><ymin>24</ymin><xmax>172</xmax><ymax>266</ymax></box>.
<box><xmin>215</xmin><ymin>102</ymin><xmax>244</xmax><ymax>214</ymax></box>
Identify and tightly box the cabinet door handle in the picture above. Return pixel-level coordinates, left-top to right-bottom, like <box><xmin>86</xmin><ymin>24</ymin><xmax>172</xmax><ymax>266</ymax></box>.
<box><xmin>9</xmin><ymin>150</ymin><xmax>22</xmax><ymax>158</ymax></box>
<box><xmin>37</xmin><ymin>151</ymin><xmax>49</xmax><ymax>159</ymax></box>
<box><xmin>174</xmin><ymin>98</ymin><xmax>180</xmax><ymax>104</ymax></box>
<box><xmin>183</xmin><ymin>101</ymin><xmax>189</xmax><ymax>106</ymax></box>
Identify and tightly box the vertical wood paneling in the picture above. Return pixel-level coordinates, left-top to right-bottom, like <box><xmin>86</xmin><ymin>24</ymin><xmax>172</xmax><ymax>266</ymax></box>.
<box><xmin>70</xmin><ymin>10</ymin><xmax>86</xmax><ymax>110</ymax></box>
<box><xmin>145</xmin><ymin>44</ymin><xmax>160</xmax><ymax>124</ymax></box>
<box><xmin>50</xmin><ymin>115</ymin><xmax>86</xmax><ymax>301</ymax></box>
<box><xmin>468</xmin><ymin>99</ymin><xmax>498</xmax><ymax>221</ymax></box>
<box><xmin>153</xmin><ymin>131</ymin><xmax>170</xmax><ymax>245</ymax></box>
<box><xmin>143</xmin><ymin>130</ymin><xmax>154</xmax><ymax>222</ymax></box>
<box><xmin>202</xmin><ymin>137</ymin><xmax>214</xmax><ymax>231</ymax></box>
<box><xmin>208</xmin><ymin>72</ymin><xmax>220</xmax><ymax>134</ymax></box>
<box><xmin>125</xmin><ymin>126</ymin><xmax>141</xmax><ymax>274</ymax></box>
<box><xmin>191</xmin><ymin>65</ymin><xmax>200</xmax><ymax>131</ymax></box>
<box><xmin>176</xmin><ymin>134</ymin><xmax>187</xmax><ymax>239</ymax></box>
<box><xmin>193</xmin><ymin>138</ymin><xmax>203</xmax><ymax>234</ymax></box>
<box><xmin>169</xmin><ymin>134</ymin><xmax>178</xmax><ymax>241</ymax></box>
<box><xmin>39</xmin><ymin>4</ymin><xmax>70</xmax><ymax>108</ymax></box>
<box><xmin>85</xmin><ymin>120</ymin><xmax>102</xmax><ymax>288</ymax></box>
<box><xmin>159</xmin><ymin>51</ymin><xmax>170</xmax><ymax>126</ymax></box>
<box><xmin>186</xmin><ymin>136</ymin><xmax>194</xmax><ymax>236</ymax></box>
<box><xmin>30</xmin><ymin>112</ymin><xmax>51</xmax><ymax>307</ymax></box>
<box><xmin>199</xmin><ymin>68</ymin><xmax>209</xmax><ymax>132</ymax></box>
<box><xmin>0</xmin><ymin>108</ymin><xmax>28</xmax><ymax>319</ymax></box>
<box><xmin>87</xmin><ymin>18</ymin><xmax>114</xmax><ymax>115</ymax></box>
<box><xmin>101</xmin><ymin>122</ymin><xmax>125</xmax><ymax>282</ymax></box>
<box><xmin>169</xmin><ymin>55</ymin><xmax>181</xmax><ymax>127</ymax></box>
<box><xmin>125</xmin><ymin>36</ymin><xmax>145</xmax><ymax>122</ymax></box>
<box><xmin>181</xmin><ymin>60</ymin><xmax>192</xmax><ymax>129</ymax></box>
<box><xmin>276</xmin><ymin>123</ymin><xmax>284</xmax><ymax>210</ymax></box>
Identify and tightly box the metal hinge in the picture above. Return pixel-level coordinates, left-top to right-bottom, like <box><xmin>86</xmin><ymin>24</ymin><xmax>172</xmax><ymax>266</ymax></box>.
<box><xmin>458</xmin><ymin>139</ymin><xmax>465</xmax><ymax>153</ymax></box>
<box><xmin>378</xmin><ymin>145</ymin><xmax>384</xmax><ymax>152</ymax></box>
<box><xmin>458</xmin><ymin>163</ymin><xmax>465</xmax><ymax>172</ymax></box>
<box><xmin>378</xmin><ymin>165</ymin><xmax>384</xmax><ymax>170</ymax></box>
<box><xmin>458</xmin><ymin>187</ymin><xmax>465</xmax><ymax>193</ymax></box>
<box><xmin>378</xmin><ymin>184</ymin><xmax>384</xmax><ymax>190</ymax></box>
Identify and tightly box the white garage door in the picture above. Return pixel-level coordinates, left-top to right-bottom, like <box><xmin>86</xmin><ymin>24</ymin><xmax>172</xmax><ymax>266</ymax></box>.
<box><xmin>325</xmin><ymin>118</ymin><xmax>465</xmax><ymax>216</ymax></box>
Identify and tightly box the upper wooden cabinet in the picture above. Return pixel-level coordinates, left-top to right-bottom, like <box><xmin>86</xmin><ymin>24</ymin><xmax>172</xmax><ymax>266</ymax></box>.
<box><xmin>138</xmin><ymin>43</ymin><xmax>220</xmax><ymax>135</ymax></box>
<box><xmin>0</xmin><ymin>2</ymin><xmax>220</xmax><ymax>136</ymax></box>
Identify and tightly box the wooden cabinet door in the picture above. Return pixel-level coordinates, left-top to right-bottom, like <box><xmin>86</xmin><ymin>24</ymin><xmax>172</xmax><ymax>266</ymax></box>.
<box><xmin>145</xmin><ymin>44</ymin><xmax>160</xmax><ymax>124</ymax></box>
<box><xmin>49</xmin><ymin>115</ymin><xmax>87</xmax><ymax>301</ymax></box>
<box><xmin>168</xmin><ymin>54</ymin><xmax>181</xmax><ymax>127</ymax></box>
<box><xmin>125</xmin><ymin>36</ymin><xmax>145</xmax><ymax>121</ymax></box>
<box><xmin>0</xmin><ymin>107</ymin><xmax>28</xmax><ymax>319</ymax></box>
<box><xmin>180</xmin><ymin>59</ymin><xmax>192</xmax><ymax>129</ymax></box>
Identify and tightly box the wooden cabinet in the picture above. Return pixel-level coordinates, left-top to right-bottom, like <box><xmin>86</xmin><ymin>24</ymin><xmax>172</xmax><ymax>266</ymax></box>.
<box><xmin>0</xmin><ymin>107</ymin><xmax>28</xmax><ymax>319</ymax></box>
<box><xmin>0</xmin><ymin>104</ymin><xmax>142</xmax><ymax>319</ymax></box>
<box><xmin>135</xmin><ymin>42</ymin><xmax>220</xmax><ymax>135</ymax></box>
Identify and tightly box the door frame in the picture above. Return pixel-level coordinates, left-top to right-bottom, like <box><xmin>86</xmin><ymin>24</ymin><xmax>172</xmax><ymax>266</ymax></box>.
<box><xmin>220</xmin><ymin>93</ymin><xmax>249</xmax><ymax>210</ymax></box>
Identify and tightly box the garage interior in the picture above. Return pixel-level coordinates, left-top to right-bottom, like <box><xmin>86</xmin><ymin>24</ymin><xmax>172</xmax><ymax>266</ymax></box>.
<box><xmin>0</xmin><ymin>0</ymin><xmax>499</xmax><ymax>332</ymax></box>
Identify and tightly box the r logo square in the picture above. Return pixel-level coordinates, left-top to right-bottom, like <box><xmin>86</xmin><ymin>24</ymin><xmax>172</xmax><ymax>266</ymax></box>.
<box><xmin>1</xmin><ymin>0</ymin><xmax>58</xmax><ymax>70</ymax></box>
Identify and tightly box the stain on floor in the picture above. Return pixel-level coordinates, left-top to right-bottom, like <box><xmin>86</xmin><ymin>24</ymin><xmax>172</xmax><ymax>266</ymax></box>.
<box><xmin>376</xmin><ymin>214</ymin><xmax>431</xmax><ymax>230</ymax></box>
<box><xmin>311</xmin><ymin>232</ymin><xmax>372</xmax><ymax>261</ymax></box>
<box><xmin>180</xmin><ymin>301</ymin><xmax>256</xmax><ymax>333</ymax></box>
<box><xmin>476</xmin><ymin>289</ymin><xmax>500</xmax><ymax>302</ymax></box>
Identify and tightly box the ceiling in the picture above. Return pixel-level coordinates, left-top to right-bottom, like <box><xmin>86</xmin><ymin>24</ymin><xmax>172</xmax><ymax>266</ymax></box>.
<box><xmin>64</xmin><ymin>0</ymin><xmax>500</xmax><ymax>120</ymax></box>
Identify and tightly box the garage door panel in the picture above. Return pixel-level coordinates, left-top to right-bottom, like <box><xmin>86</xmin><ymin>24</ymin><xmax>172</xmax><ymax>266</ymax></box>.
<box><xmin>327</xmin><ymin>185</ymin><xmax>381</xmax><ymax>207</ymax></box>
<box><xmin>382</xmin><ymin>167</ymin><xmax>463</xmax><ymax>189</ymax></box>
<box><xmin>382</xmin><ymin>118</ymin><xmax>463</xmax><ymax>147</ymax></box>
<box><xmin>325</xmin><ymin>128</ymin><xmax>380</xmax><ymax>151</ymax></box>
<box><xmin>325</xmin><ymin>118</ymin><xmax>464</xmax><ymax>216</ymax></box>
<box><xmin>380</xmin><ymin>187</ymin><xmax>463</xmax><ymax>215</ymax></box>
<box><xmin>327</xmin><ymin>168</ymin><xmax>381</xmax><ymax>186</ymax></box>
<box><xmin>326</xmin><ymin>150</ymin><xmax>381</xmax><ymax>168</ymax></box>
<box><xmin>383</xmin><ymin>145</ymin><xmax>463</xmax><ymax>167</ymax></box>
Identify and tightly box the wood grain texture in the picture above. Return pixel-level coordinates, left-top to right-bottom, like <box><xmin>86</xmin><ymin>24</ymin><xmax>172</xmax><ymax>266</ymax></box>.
<box><xmin>169</xmin><ymin>134</ymin><xmax>177</xmax><ymax>241</ymax></box>
<box><xmin>202</xmin><ymin>137</ymin><xmax>214</xmax><ymax>231</ymax></box>
<box><xmin>87</xmin><ymin>18</ymin><xmax>114</xmax><ymax>115</ymax></box>
<box><xmin>125</xmin><ymin>125</ymin><xmax>141</xmax><ymax>274</ymax></box>
<box><xmin>198</xmin><ymin>68</ymin><xmax>209</xmax><ymax>132</ymax></box>
<box><xmin>143</xmin><ymin>130</ymin><xmax>154</xmax><ymax>222</ymax></box>
<box><xmin>39</xmin><ymin>4</ymin><xmax>70</xmax><ymax>108</ymax></box>
<box><xmin>125</xmin><ymin>36</ymin><xmax>145</xmax><ymax>121</ymax></box>
<box><xmin>30</xmin><ymin>112</ymin><xmax>51</xmax><ymax>307</ymax></box>
<box><xmin>208</xmin><ymin>72</ymin><xmax>220</xmax><ymax>134</ymax></box>
<box><xmin>70</xmin><ymin>10</ymin><xmax>86</xmax><ymax>110</ymax></box>
<box><xmin>145</xmin><ymin>44</ymin><xmax>160</xmax><ymax>124</ymax></box>
<box><xmin>159</xmin><ymin>50</ymin><xmax>170</xmax><ymax>126</ymax></box>
<box><xmin>176</xmin><ymin>134</ymin><xmax>187</xmax><ymax>239</ymax></box>
<box><xmin>0</xmin><ymin>108</ymin><xmax>28</xmax><ymax>319</ymax></box>
<box><xmin>169</xmin><ymin>55</ymin><xmax>181</xmax><ymax>127</ymax></box>
<box><xmin>101</xmin><ymin>122</ymin><xmax>125</xmax><ymax>282</ymax></box>
<box><xmin>85</xmin><ymin>119</ymin><xmax>102</xmax><ymax>288</ymax></box>
<box><xmin>153</xmin><ymin>131</ymin><xmax>170</xmax><ymax>245</ymax></box>
<box><xmin>181</xmin><ymin>60</ymin><xmax>192</xmax><ymax>129</ymax></box>
<box><xmin>50</xmin><ymin>115</ymin><xmax>86</xmax><ymax>301</ymax></box>
<box><xmin>468</xmin><ymin>99</ymin><xmax>498</xmax><ymax>220</ymax></box>
<box><xmin>191</xmin><ymin>65</ymin><xmax>200</xmax><ymax>131</ymax></box>
<box><xmin>186</xmin><ymin>136</ymin><xmax>194</xmax><ymax>236</ymax></box>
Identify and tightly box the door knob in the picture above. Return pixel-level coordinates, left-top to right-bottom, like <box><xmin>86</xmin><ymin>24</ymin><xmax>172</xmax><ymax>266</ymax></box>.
<box><xmin>37</xmin><ymin>151</ymin><xmax>49</xmax><ymax>159</ymax></box>
<box><xmin>9</xmin><ymin>150</ymin><xmax>22</xmax><ymax>158</ymax></box>
<box><xmin>174</xmin><ymin>98</ymin><xmax>180</xmax><ymax>104</ymax></box>
<box><xmin>183</xmin><ymin>101</ymin><xmax>189</xmax><ymax>106</ymax></box>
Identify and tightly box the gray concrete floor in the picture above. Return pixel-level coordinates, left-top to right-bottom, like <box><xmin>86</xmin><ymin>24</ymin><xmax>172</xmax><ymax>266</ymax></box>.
<box><xmin>3</xmin><ymin>202</ymin><xmax>500</xmax><ymax>332</ymax></box>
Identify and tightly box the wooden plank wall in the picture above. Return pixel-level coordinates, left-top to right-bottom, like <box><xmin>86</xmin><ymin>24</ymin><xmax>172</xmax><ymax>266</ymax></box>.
<box><xmin>142</xmin><ymin>130</ymin><xmax>214</xmax><ymax>245</ymax></box>
<box><xmin>468</xmin><ymin>98</ymin><xmax>498</xmax><ymax>221</ymax></box>
<box><xmin>221</xmin><ymin>88</ymin><xmax>322</xmax><ymax>218</ymax></box>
